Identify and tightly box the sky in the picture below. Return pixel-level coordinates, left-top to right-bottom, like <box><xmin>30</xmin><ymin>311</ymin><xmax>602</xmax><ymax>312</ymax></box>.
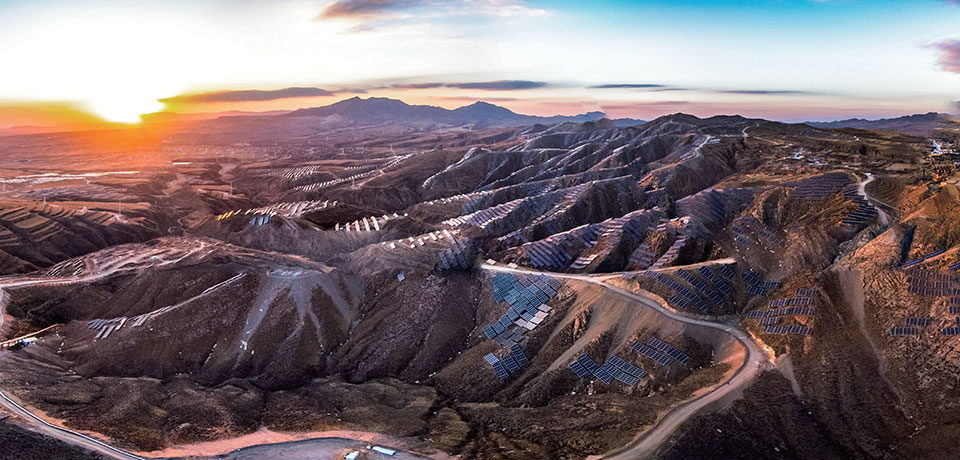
<box><xmin>0</xmin><ymin>0</ymin><xmax>958</xmax><ymax>128</ymax></box>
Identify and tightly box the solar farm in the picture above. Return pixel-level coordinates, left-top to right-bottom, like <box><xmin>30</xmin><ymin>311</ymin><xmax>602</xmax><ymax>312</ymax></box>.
<box><xmin>568</xmin><ymin>336</ymin><xmax>692</xmax><ymax>387</ymax></box>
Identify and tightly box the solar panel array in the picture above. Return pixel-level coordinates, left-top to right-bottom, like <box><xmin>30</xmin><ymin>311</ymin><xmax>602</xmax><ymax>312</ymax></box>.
<box><xmin>484</xmin><ymin>273</ymin><xmax>561</xmax><ymax>348</ymax></box>
<box><xmin>905</xmin><ymin>317</ymin><xmax>933</xmax><ymax>327</ymax></box>
<box><xmin>294</xmin><ymin>154</ymin><xmax>414</xmax><ymax>192</ymax></box>
<box><xmin>676</xmin><ymin>269</ymin><xmax>725</xmax><ymax>306</ymax></box>
<box><xmin>719</xmin><ymin>264</ymin><xmax>736</xmax><ymax>279</ymax></box>
<box><xmin>950</xmin><ymin>261</ymin><xmax>960</xmax><ymax>271</ymax></box>
<box><xmin>743</xmin><ymin>271</ymin><xmax>782</xmax><ymax>289</ymax></box>
<box><xmin>675</xmin><ymin>188</ymin><xmax>758</xmax><ymax>240</ymax></box>
<box><xmin>840</xmin><ymin>184</ymin><xmax>878</xmax><ymax>227</ymax></box>
<box><xmin>943</xmin><ymin>327</ymin><xmax>960</xmax><ymax>336</ymax></box>
<box><xmin>570</xmin><ymin>354</ymin><xmax>611</xmax><ymax>384</ymax></box>
<box><xmin>631</xmin><ymin>341</ymin><xmax>673</xmax><ymax>366</ymax></box>
<box><xmin>518</xmin><ymin>223</ymin><xmax>602</xmax><ymax>271</ymax></box>
<box><xmin>698</xmin><ymin>266</ymin><xmax>715</xmax><ymax>280</ymax></box>
<box><xmin>758</xmin><ymin>317</ymin><xmax>781</xmax><ymax>326</ymax></box>
<box><xmin>906</xmin><ymin>269</ymin><xmax>960</xmax><ymax>297</ymax></box>
<box><xmin>903</xmin><ymin>259</ymin><xmax>923</xmax><ymax>269</ymax></box>
<box><xmin>796</xmin><ymin>288</ymin><xmax>817</xmax><ymax>297</ymax></box>
<box><xmin>889</xmin><ymin>327</ymin><xmax>918</xmax><ymax>336</ymax></box>
<box><xmin>767</xmin><ymin>297</ymin><xmax>814</xmax><ymax>307</ymax></box>
<box><xmin>484</xmin><ymin>344</ymin><xmax>531</xmax><ymax>380</ymax></box>
<box><xmin>439</xmin><ymin>233</ymin><xmax>475</xmax><ymax>270</ymax></box>
<box><xmin>526</xmin><ymin>183</ymin><xmax>590</xmax><ymax>230</ymax></box>
<box><xmin>747</xmin><ymin>306</ymin><xmax>816</xmax><ymax>318</ymax></box>
<box><xmin>629</xmin><ymin>244</ymin><xmax>657</xmax><ymax>269</ymax></box>
<box><xmin>647</xmin><ymin>337</ymin><xmax>692</xmax><ymax>365</ymax></box>
<box><xmin>650</xmin><ymin>235</ymin><xmax>689</xmax><ymax>269</ymax></box>
<box><xmin>764</xmin><ymin>324</ymin><xmax>814</xmax><ymax>335</ymax></box>
<box><xmin>730</xmin><ymin>215</ymin><xmax>784</xmax><ymax>248</ymax></box>
<box><xmin>642</xmin><ymin>271</ymin><xmax>709</xmax><ymax>312</ymax></box>
<box><xmin>784</xmin><ymin>172</ymin><xmax>850</xmax><ymax>201</ymax></box>
<box><xmin>524</xmin><ymin>239</ymin><xmax>573</xmax><ymax>270</ymax></box>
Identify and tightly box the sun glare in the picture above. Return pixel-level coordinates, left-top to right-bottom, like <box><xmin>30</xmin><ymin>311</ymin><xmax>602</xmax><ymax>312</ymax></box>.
<box><xmin>88</xmin><ymin>96</ymin><xmax>163</xmax><ymax>124</ymax></box>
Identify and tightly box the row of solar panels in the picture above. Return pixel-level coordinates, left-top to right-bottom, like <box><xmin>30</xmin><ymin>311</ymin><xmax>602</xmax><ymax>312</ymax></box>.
<box><xmin>484</xmin><ymin>344</ymin><xmax>530</xmax><ymax>380</ymax></box>
<box><xmin>907</xmin><ymin>285</ymin><xmax>959</xmax><ymax>297</ymax></box>
<box><xmin>903</xmin><ymin>269</ymin><xmax>957</xmax><ymax>281</ymax></box>
<box><xmin>767</xmin><ymin>297</ymin><xmax>814</xmax><ymax>307</ymax></box>
<box><xmin>763</xmin><ymin>324</ymin><xmax>813</xmax><ymax>336</ymax></box>
<box><xmin>892</xmin><ymin>326</ymin><xmax>960</xmax><ymax>336</ymax></box>
<box><xmin>743</xmin><ymin>271</ymin><xmax>782</xmax><ymax>289</ymax></box>
<box><xmin>569</xmin><ymin>354</ymin><xmax>648</xmax><ymax>386</ymax></box>
<box><xmin>747</xmin><ymin>306</ymin><xmax>816</xmax><ymax>318</ymax></box>
<box><xmin>643</xmin><ymin>271</ymin><xmax>709</xmax><ymax>312</ymax></box>
<box><xmin>907</xmin><ymin>279</ymin><xmax>955</xmax><ymax>289</ymax></box>
<box><xmin>677</xmin><ymin>269</ymin><xmax>725</xmax><ymax>306</ymax></box>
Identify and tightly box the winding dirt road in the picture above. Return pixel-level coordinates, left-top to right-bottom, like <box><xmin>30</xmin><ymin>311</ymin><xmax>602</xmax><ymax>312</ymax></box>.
<box><xmin>480</xmin><ymin>263</ymin><xmax>771</xmax><ymax>460</ymax></box>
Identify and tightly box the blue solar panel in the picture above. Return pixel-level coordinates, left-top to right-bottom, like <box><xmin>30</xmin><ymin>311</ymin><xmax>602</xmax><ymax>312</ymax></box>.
<box><xmin>569</xmin><ymin>361</ymin><xmax>589</xmax><ymax>378</ymax></box>
<box><xmin>631</xmin><ymin>341</ymin><xmax>672</xmax><ymax>366</ymax></box>
<box><xmin>890</xmin><ymin>327</ymin><xmax>918</xmax><ymax>336</ymax></box>
<box><xmin>648</xmin><ymin>337</ymin><xmax>691</xmax><ymax>365</ymax></box>
<box><xmin>905</xmin><ymin>317</ymin><xmax>932</xmax><ymax>327</ymax></box>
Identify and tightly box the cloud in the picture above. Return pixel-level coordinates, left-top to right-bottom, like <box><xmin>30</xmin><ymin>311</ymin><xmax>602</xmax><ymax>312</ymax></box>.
<box><xmin>932</xmin><ymin>39</ymin><xmax>960</xmax><ymax>73</ymax></box>
<box><xmin>391</xmin><ymin>80</ymin><xmax>548</xmax><ymax>90</ymax></box>
<box><xmin>434</xmin><ymin>96</ymin><xmax>520</xmax><ymax>102</ymax></box>
<box><xmin>717</xmin><ymin>90</ymin><xmax>811</xmax><ymax>95</ymax></box>
<box><xmin>589</xmin><ymin>84</ymin><xmax>667</xmax><ymax>89</ymax></box>
<box><xmin>159</xmin><ymin>87</ymin><xmax>338</xmax><ymax>104</ymax></box>
<box><xmin>318</xmin><ymin>0</ymin><xmax>551</xmax><ymax>29</ymax></box>
<box><xmin>320</xmin><ymin>0</ymin><xmax>423</xmax><ymax>19</ymax></box>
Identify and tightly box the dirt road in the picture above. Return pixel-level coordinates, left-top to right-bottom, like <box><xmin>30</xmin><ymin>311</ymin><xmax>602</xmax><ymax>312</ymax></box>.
<box><xmin>480</xmin><ymin>263</ymin><xmax>771</xmax><ymax>459</ymax></box>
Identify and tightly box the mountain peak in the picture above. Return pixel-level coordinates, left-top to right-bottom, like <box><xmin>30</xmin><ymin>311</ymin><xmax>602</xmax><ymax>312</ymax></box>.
<box><xmin>283</xmin><ymin>96</ymin><xmax>609</xmax><ymax>127</ymax></box>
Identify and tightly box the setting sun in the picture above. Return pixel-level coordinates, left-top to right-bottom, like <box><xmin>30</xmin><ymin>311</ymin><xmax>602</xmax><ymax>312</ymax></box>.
<box><xmin>88</xmin><ymin>95</ymin><xmax>163</xmax><ymax>124</ymax></box>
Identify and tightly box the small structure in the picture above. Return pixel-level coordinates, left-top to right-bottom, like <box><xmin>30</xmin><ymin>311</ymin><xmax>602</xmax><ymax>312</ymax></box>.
<box><xmin>372</xmin><ymin>446</ymin><xmax>396</xmax><ymax>456</ymax></box>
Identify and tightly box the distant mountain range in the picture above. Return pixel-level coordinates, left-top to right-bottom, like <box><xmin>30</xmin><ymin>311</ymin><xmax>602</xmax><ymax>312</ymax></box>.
<box><xmin>805</xmin><ymin>112</ymin><xmax>958</xmax><ymax>136</ymax></box>
<box><xmin>283</xmin><ymin>97</ymin><xmax>644</xmax><ymax>128</ymax></box>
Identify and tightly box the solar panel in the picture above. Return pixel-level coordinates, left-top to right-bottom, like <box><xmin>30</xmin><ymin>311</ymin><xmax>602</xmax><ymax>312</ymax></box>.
<box><xmin>593</xmin><ymin>363</ymin><xmax>615</xmax><ymax>384</ymax></box>
<box><xmin>905</xmin><ymin>317</ymin><xmax>932</xmax><ymax>327</ymax></box>
<box><xmin>492</xmin><ymin>362</ymin><xmax>510</xmax><ymax>380</ymax></box>
<box><xmin>889</xmin><ymin>327</ymin><xmax>918</xmax><ymax>336</ymax></box>
<box><xmin>942</xmin><ymin>327</ymin><xmax>960</xmax><ymax>336</ymax></box>
<box><xmin>648</xmin><ymin>337</ymin><xmax>691</xmax><ymax>365</ymax></box>
<box><xmin>511</xmin><ymin>345</ymin><xmax>529</xmax><ymax>366</ymax></box>
<box><xmin>569</xmin><ymin>361</ymin><xmax>590</xmax><ymax>378</ymax></box>
<box><xmin>631</xmin><ymin>341</ymin><xmax>672</xmax><ymax>366</ymax></box>
<box><xmin>503</xmin><ymin>354</ymin><xmax>520</xmax><ymax>373</ymax></box>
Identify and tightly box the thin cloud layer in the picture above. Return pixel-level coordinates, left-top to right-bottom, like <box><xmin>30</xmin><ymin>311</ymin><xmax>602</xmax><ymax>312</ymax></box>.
<box><xmin>589</xmin><ymin>84</ymin><xmax>668</xmax><ymax>89</ymax></box>
<box><xmin>321</xmin><ymin>0</ymin><xmax>423</xmax><ymax>19</ymax></box>
<box><xmin>159</xmin><ymin>87</ymin><xmax>337</xmax><ymax>104</ymax></box>
<box><xmin>318</xmin><ymin>0</ymin><xmax>550</xmax><ymax>28</ymax></box>
<box><xmin>933</xmin><ymin>39</ymin><xmax>960</xmax><ymax>73</ymax></box>
<box><xmin>392</xmin><ymin>80</ymin><xmax>548</xmax><ymax>90</ymax></box>
<box><xmin>718</xmin><ymin>90</ymin><xmax>811</xmax><ymax>95</ymax></box>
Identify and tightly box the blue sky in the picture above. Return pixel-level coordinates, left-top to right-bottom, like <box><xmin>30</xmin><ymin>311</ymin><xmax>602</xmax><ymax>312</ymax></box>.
<box><xmin>0</xmin><ymin>0</ymin><xmax>957</xmax><ymax>126</ymax></box>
